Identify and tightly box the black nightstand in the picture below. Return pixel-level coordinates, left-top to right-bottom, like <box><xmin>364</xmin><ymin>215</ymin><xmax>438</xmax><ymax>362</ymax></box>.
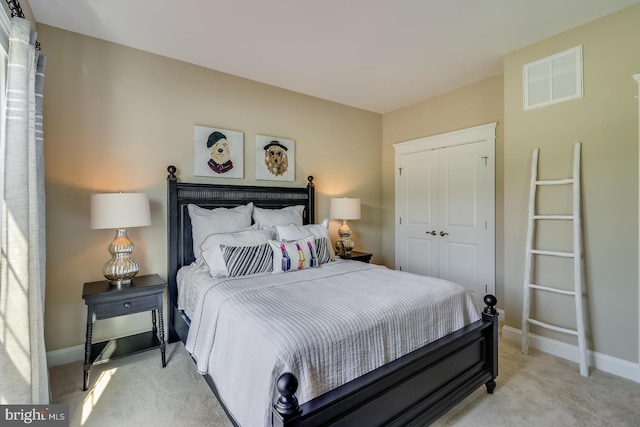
<box><xmin>82</xmin><ymin>274</ymin><xmax>167</xmax><ymax>391</ymax></box>
<box><xmin>339</xmin><ymin>251</ymin><xmax>373</xmax><ymax>263</ymax></box>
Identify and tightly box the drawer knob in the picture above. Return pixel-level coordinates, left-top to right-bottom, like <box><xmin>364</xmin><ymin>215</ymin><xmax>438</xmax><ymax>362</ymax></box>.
<box><xmin>123</xmin><ymin>302</ymin><xmax>132</xmax><ymax>309</ymax></box>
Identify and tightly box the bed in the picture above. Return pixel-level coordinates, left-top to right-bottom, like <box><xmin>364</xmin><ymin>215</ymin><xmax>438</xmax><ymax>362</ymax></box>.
<box><xmin>166</xmin><ymin>165</ymin><xmax>498</xmax><ymax>426</ymax></box>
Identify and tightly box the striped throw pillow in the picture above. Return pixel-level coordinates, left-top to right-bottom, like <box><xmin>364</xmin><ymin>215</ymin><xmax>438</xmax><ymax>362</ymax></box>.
<box><xmin>314</xmin><ymin>237</ymin><xmax>332</xmax><ymax>264</ymax></box>
<box><xmin>220</xmin><ymin>244</ymin><xmax>273</xmax><ymax>277</ymax></box>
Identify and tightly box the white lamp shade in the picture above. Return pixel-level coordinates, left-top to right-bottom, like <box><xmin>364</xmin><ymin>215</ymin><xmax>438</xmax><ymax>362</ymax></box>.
<box><xmin>91</xmin><ymin>193</ymin><xmax>151</xmax><ymax>229</ymax></box>
<box><xmin>330</xmin><ymin>197</ymin><xmax>361</xmax><ymax>220</ymax></box>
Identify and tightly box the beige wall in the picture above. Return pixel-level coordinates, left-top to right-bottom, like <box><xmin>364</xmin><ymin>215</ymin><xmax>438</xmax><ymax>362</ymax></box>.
<box><xmin>38</xmin><ymin>3</ymin><xmax>640</xmax><ymax>367</ymax></box>
<box><xmin>39</xmin><ymin>25</ymin><xmax>382</xmax><ymax>352</ymax></box>
<box><xmin>381</xmin><ymin>75</ymin><xmax>505</xmax><ymax>304</ymax></box>
<box><xmin>504</xmin><ymin>5</ymin><xmax>639</xmax><ymax>362</ymax></box>
<box><xmin>382</xmin><ymin>4</ymin><xmax>640</xmax><ymax>365</ymax></box>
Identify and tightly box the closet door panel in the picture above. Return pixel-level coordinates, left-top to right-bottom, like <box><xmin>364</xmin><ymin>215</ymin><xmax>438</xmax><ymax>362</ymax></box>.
<box><xmin>441</xmin><ymin>149</ymin><xmax>477</xmax><ymax>228</ymax></box>
<box><xmin>438</xmin><ymin>143</ymin><xmax>487</xmax><ymax>303</ymax></box>
<box><xmin>397</xmin><ymin>151</ymin><xmax>438</xmax><ymax>275</ymax></box>
<box><xmin>394</xmin><ymin>122</ymin><xmax>495</xmax><ymax>305</ymax></box>
<box><xmin>439</xmin><ymin>241</ymin><xmax>477</xmax><ymax>293</ymax></box>
<box><xmin>406</xmin><ymin>237</ymin><xmax>437</xmax><ymax>277</ymax></box>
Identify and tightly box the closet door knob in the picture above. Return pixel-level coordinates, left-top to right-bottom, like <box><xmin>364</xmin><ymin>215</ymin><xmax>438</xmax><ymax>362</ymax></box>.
<box><xmin>426</xmin><ymin>230</ymin><xmax>437</xmax><ymax>235</ymax></box>
<box><xmin>439</xmin><ymin>231</ymin><xmax>449</xmax><ymax>237</ymax></box>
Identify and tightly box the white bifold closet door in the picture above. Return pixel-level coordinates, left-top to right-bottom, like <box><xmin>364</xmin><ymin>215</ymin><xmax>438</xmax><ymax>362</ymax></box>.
<box><xmin>394</xmin><ymin>123</ymin><xmax>496</xmax><ymax>306</ymax></box>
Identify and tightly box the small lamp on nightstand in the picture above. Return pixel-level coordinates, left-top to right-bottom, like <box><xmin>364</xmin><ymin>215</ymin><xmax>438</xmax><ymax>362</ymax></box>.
<box><xmin>330</xmin><ymin>197</ymin><xmax>361</xmax><ymax>257</ymax></box>
<box><xmin>91</xmin><ymin>192</ymin><xmax>151</xmax><ymax>287</ymax></box>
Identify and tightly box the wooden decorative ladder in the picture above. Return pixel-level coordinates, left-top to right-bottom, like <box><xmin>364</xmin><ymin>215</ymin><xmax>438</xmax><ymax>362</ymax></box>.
<box><xmin>521</xmin><ymin>142</ymin><xmax>588</xmax><ymax>376</ymax></box>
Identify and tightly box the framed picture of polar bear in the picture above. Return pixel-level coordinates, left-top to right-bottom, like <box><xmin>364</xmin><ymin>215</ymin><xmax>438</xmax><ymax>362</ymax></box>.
<box><xmin>255</xmin><ymin>135</ymin><xmax>295</xmax><ymax>182</ymax></box>
<box><xmin>194</xmin><ymin>125</ymin><xmax>244</xmax><ymax>178</ymax></box>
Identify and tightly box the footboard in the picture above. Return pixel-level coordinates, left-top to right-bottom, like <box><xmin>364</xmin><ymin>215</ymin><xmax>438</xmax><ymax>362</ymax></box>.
<box><xmin>273</xmin><ymin>295</ymin><xmax>499</xmax><ymax>427</ymax></box>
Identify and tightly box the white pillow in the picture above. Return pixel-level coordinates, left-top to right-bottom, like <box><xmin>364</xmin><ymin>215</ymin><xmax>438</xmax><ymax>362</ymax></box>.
<box><xmin>252</xmin><ymin>205</ymin><xmax>305</xmax><ymax>229</ymax></box>
<box><xmin>269</xmin><ymin>235</ymin><xmax>318</xmax><ymax>273</ymax></box>
<box><xmin>200</xmin><ymin>228</ymin><xmax>276</xmax><ymax>277</ymax></box>
<box><xmin>275</xmin><ymin>219</ymin><xmax>336</xmax><ymax>263</ymax></box>
<box><xmin>188</xmin><ymin>203</ymin><xmax>253</xmax><ymax>258</ymax></box>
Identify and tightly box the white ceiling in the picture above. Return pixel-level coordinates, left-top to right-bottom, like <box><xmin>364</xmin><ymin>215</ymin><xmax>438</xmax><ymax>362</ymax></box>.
<box><xmin>29</xmin><ymin>0</ymin><xmax>640</xmax><ymax>113</ymax></box>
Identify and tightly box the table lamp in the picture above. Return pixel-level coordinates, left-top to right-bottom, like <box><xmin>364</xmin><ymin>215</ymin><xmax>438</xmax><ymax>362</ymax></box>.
<box><xmin>91</xmin><ymin>192</ymin><xmax>151</xmax><ymax>286</ymax></box>
<box><xmin>329</xmin><ymin>197</ymin><xmax>361</xmax><ymax>256</ymax></box>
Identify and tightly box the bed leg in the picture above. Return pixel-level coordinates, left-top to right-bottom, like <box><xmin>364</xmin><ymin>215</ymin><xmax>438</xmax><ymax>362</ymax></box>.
<box><xmin>272</xmin><ymin>373</ymin><xmax>302</xmax><ymax>427</ymax></box>
<box><xmin>485</xmin><ymin>379</ymin><xmax>496</xmax><ymax>394</ymax></box>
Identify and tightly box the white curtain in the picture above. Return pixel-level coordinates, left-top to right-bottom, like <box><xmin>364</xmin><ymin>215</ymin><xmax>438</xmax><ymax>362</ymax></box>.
<box><xmin>0</xmin><ymin>17</ymin><xmax>48</xmax><ymax>404</ymax></box>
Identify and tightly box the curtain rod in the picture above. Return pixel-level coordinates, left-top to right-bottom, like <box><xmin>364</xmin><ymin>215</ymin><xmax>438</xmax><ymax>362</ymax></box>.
<box><xmin>5</xmin><ymin>0</ymin><xmax>41</xmax><ymax>49</ymax></box>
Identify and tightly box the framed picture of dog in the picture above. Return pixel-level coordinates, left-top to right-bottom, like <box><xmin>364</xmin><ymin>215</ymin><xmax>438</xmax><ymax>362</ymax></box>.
<box><xmin>194</xmin><ymin>125</ymin><xmax>244</xmax><ymax>178</ymax></box>
<box><xmin>255</xmin><ymin>135</ymin><xmax>295</xmax><ymax>182</ymax></box>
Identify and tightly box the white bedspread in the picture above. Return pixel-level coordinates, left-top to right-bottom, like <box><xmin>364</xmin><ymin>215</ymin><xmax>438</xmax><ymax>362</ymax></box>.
<box><xmin>180</xmin><ymin>260</ymin><xmax>480</xmax><ymax>427</ymax></box>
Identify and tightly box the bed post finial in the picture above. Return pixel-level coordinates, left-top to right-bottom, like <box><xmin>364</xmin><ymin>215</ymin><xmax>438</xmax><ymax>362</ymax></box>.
<box><xmin>483</xmin><ymin>294</ymin><xmax>497</xmax><ymax>315</ymax></box>
<box><xmin>307</xmin><ymin>176</ymin><xmax>314</xmax><ymax>186</ymax></box>
<box><xmin>167</xmin><ymin>165</ymin><xmax>177</xmax><ymax>181</ymax></box>
<box><xmin>273</xmin><ymin>373</ymin><xmax>302</xmax><ymax>427</ymax></box>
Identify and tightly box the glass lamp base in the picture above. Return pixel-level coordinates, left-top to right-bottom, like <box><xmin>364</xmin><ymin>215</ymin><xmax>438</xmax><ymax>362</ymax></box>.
<box><xmin>336</xmin><ymin>220</ymin><xmax>355</xmax><ymax>256</ymax></box>
<box><xmin>103</xmin><ymin>228</ymin><xmax>140</xmax><ymax>287</ymax></box>
<box><xmin>339</xmin><ymin>239</ymin><xmax>355</xmax><ymax>256</ymax></box>
<box><xmin>107</xmin><ymin>277</ymin><xmax>133</xmax><ymax>287</ymax></box>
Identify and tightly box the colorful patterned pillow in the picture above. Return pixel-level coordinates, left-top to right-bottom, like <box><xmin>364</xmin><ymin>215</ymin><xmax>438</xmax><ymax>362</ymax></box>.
<box><xmin>268</xmin><ymin>236</ymin><xmax>318</xmax><ymax>273</ymax></box>
<box><xmin>220</xmin><ymin>244</ymin><xmax>273</xmax><ymax>277</ymax></box>
<box><xmin>275</xmin><ymin>219</ymin><xmax>336</xmax><ymax>263</ymax></box>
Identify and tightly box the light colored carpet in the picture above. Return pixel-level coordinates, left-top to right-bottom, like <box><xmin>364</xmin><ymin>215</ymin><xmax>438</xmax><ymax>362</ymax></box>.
<box><xmin>50</xmin><ymin>343</ymin><xmax>231</xmax><ymax>427</ymax></box>
<box><xmin>433</xmin><ymin>336</ymin><xmax>640</xmax><ymax>427</ymax></box>
<box><xmin>50</xmin><ymin>335</ymin><xmax>640</xmax><ymax>426</ymax></box>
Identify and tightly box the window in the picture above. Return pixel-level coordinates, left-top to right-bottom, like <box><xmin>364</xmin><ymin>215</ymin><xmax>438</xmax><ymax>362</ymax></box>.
<box><xmin>0</xmin><ymin>6</ymin><xmax>9</xmax><ymax>223</ymax></box>
<box><xmin>523</xmin><ymin>45</ymin><xmax>583</xmax><ymax>110</ymax></box>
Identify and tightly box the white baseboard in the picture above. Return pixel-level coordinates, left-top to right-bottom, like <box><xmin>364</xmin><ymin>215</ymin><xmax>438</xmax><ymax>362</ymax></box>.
<box><xmin>47</xmin><ymin>344</ymin><xmax>84</xmax><ymax>367</ymax></box>
<box><xmin>502</xmin><ymin>325</ymin><xmax>640</xmax><ymax>383</ymax></box>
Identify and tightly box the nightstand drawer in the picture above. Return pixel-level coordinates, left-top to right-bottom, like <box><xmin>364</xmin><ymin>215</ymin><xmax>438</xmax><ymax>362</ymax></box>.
<box><xmin>94</xmin><ymin>294</ymin><xmax>160</xmax><ymax>319</ymax></box>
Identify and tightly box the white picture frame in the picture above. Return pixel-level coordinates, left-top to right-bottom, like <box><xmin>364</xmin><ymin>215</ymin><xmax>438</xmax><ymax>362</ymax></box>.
<box><xmin>255</xmin><ymin>135</ymin><xmax>295</xmax><ymax>182</ymax></box>
<box><xmin>194</xmin><ymin>125</ymin><xmax>244</xmax><ymax>178</ymax></box>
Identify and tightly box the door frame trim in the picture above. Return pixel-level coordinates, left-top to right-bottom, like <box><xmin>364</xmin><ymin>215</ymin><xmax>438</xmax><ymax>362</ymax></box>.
<box><xmin>393</xmin><ymin>122</ymin><xmax>497</xmax><ymax>154</ymax></box>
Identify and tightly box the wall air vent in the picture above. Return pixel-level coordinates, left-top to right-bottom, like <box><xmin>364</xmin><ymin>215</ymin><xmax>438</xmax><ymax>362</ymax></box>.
<box><xmin>523</xmin><ymin>45</ymin><xmax>583</xmax><ymax>110</ymax></box>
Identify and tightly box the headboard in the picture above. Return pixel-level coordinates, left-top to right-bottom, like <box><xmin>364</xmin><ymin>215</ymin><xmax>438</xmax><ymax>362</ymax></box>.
<box><xmin>166</xmin><ymin>165</ymin><xmax>315</xmax><ymax>338</ymax></box>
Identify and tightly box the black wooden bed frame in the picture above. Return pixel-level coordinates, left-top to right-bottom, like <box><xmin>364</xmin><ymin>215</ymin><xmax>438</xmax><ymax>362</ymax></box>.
<box><xmin>166</xmin><ymin>165</ymin><xmax>498</xmax><ymax>426</ymax></box>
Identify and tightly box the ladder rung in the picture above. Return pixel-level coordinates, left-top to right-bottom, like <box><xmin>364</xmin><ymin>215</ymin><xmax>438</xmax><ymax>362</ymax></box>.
<box><xmin>528</xmin><ymin>283</ymin><xmax>576</xmax><ymax>296</ymax></box>
<box><xmin>535</xmin><ymin>178</ymin><xmax>574</xmax><ymax>185</ymax></box>
<box><xmin>530</xmin><ymin>249</ymin><xmax>574</xmax><ymax>258</ymax></box>
<box><xmin>533</xmin><ymin>215</ymin><xmax>574</xmax><ymax>220</ymax></box>
<box><xmin>527</xmin><ymin>318</ymin><xmax>579</xmax><ymax>336</ymax></box>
